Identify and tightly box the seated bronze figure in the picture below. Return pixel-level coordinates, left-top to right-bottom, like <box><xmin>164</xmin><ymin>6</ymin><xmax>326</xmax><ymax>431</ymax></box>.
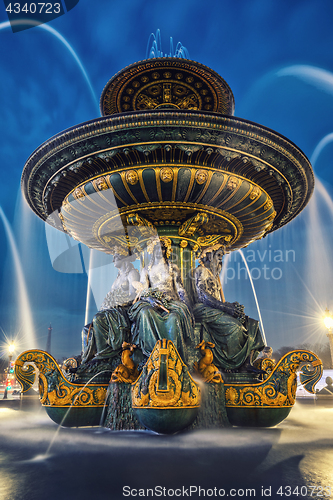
<box><xmin>129</xmin><ymin>237</ymin><xmax>194</xmax><ymax>363</ymax></box>
<box><xmin>81</xmin><ymin>249</ymin><xmax>139</xmax><ymax>364</ymax></box>
<box><xmin>192</xmin><ymin>244</ymin><xmax>265</xmax><ymax>373</ymax></box>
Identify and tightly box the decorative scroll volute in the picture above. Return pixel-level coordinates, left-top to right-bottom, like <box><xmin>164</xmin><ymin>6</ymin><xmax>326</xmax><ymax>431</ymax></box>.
<box><xmin>178</xmin><ymin>213</ymin><xmax>209</xmax><ymax>237</ymax></box>
<box><xmin>15</xmin><ymin>350</ymin><xmax>107</xmax><ymax>407</ymax></box>
<box><xmin>225</xmin><ymin>350</ymin><xmax>323</xmax><ymax>408</ymax></box>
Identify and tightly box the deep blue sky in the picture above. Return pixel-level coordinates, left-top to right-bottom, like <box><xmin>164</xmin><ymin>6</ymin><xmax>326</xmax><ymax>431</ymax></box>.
<box><xmin>1</xmin><ymin>0</ymin><xmax>333</xmax><ymax>359</ymax></box>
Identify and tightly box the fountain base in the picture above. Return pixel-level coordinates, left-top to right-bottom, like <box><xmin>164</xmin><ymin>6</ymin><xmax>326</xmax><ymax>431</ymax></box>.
<box><xmin>14</xmin><ymin>344</ymin><xmax>323</xmax><ymax>432</ymax></box>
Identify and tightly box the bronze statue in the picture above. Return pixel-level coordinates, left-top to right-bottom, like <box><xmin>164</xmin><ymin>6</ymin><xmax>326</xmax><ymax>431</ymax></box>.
<box><xmin>110</xmin><ymin>342</ymin><xmax>139</xmax><ymax>383</ymax></box>
<box><xmin>192</xmin><ymin>244</ymin><xmax>265</xmax><ymax>372</ymax></box>
<box><xmin>129</xmin><ymin>237</ymin><xmax>194</xmax><ymax>362</ymax></box>
<box><xmin>81</xmin><ymin>250</ymin><xmax>140</xmax><ymax>364</ymax></box>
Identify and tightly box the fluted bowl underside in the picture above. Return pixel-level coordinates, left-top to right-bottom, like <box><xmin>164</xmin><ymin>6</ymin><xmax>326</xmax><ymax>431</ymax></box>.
<box><xmin>21</xmin><ymin>109</ymin><xmax>314</xmax><ymax>253</ymax></box>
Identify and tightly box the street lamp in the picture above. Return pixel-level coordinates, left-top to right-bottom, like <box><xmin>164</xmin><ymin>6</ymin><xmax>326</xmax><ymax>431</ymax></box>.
<box><xmin>8</xmin><ymin>343</ymin><xmax>15</xmax><ymax>358</ymax></box>
<box><xmin>323</xmin><ymin>308</ymin><xmax>333</xmax><ymax>368</ymax></box>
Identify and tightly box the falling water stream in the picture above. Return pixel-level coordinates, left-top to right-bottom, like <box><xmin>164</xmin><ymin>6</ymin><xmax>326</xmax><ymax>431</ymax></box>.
<box><xmin>237</xmin><ymin>249</ymin><xmax>267</xmax><ymax>344</ymax></box>
<box><xmin>44</xmin><ymin>370</ymin><xmax>111</xmax><ymax>458</ymax></box>
<box><xmin>0</xmin><ymin>20</ymin><xmax>98</xmax><ymax>112</ymax></box>
<box><xmin>0</xmin><ymin>207</ymin><xmax>35</xmax><ymax>348</ymax></box>
<box><xmin>220</xmin><ymin>250</ymin><xmax>267</xmax><ymax>343</ymax></box>
<box><xmin>84</xmin><ymin>250</ymin><xmax>94</xmax><ymax>326</ymax></box>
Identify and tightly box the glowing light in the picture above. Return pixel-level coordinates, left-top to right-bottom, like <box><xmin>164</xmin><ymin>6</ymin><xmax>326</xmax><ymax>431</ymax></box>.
<box><xmin>323</xmin><ymin>309</ymin><xmax>333</xmax><ymax>331</ymax></box>
<box><xmin>8</xmin><ymin>344</ymin><xmax>15</xmax><ymax>355</ymax></box>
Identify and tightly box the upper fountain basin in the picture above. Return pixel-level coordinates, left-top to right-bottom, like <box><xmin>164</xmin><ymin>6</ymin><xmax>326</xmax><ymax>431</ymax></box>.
<box><xmin>21</xmin><ymin>58</ymin><xmax>314</xmax><ymax>254</ymax></box>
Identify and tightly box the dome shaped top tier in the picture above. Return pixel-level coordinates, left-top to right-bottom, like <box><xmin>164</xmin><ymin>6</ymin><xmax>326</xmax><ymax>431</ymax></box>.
<box><xmin>100</xmin><ymin>58</ymin><xmax>235</xmax><ymax>116</ymax></box>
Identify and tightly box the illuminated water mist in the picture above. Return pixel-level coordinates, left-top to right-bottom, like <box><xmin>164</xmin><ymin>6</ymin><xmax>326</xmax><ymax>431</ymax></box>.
<box><xmin>220</xmin><ymin>251</ymin><xmax>229</xmax><ymax>287</ymax></box>
<box><xmin>310</xmin><ymin>133</ymin><xmax>333</xmax><ymax>167</ymax></box>
<box><xmin>219</xmin><ymin>250</ymin><xmax>267</xmax><ymax>343</ymax></box>
<box><xmin>0</xmin><ymin>20</ymin><xmax>98</xmax><ymax>112</ymax></box>
<box><xmin>304</xmin><ymin>129</ymin><xmax>333</xmax><ymax>315</ymax></box>
<box><xmin>276</xmin><ymin>65</ymin><xmax>333</xmax><ymax>96</ymax></box>
<box><xmin>0</xmin><ymin>207</ymin><xmax>35</xmax><ymax>348</ymax></box>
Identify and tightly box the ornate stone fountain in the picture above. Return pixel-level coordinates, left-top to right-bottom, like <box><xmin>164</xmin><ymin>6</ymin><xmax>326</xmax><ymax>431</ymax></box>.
<box><xmin>15</xmin><ymin>51</ymin><xmax>322</xmax><ymax>432</ymax></box>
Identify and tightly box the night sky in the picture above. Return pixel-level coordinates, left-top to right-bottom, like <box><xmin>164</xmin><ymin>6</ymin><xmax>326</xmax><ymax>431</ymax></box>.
<box><xmin>1</xmin><ymin>0</ymin><xmax>333</xmax><ymax>360</ymax></box>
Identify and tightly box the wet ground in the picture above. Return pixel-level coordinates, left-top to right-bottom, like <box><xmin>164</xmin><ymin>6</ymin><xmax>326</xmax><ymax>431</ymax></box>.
<box><xmin>0</xmin><ymin>403</ymin><xmax>332</xmax><ymax>500</ymax></box>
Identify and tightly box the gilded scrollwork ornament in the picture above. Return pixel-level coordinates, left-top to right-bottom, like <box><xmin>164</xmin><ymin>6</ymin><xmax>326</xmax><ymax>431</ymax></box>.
<box><xmin>178</xmin><ymin>212</ymin><xmax>209</xmax><ymax>237</ymax></box>
<box><xmin>225</xmin><ymin>350</ymin><xmax>322</xmax><ymax>408</ymax></box>
<box><xmin>197</xmin><ymin>235</ymin><xmax>226</xmax><ymax>248</ymax></box>
<box><xmin>15</xmin><ymin>350</ymin><xmax>108</xmax><ymax>407</ymax></box>
<box><xmin>132</xmin><ymin>340</ymin><xmax>200</xmax><ymax>409</ymax></box>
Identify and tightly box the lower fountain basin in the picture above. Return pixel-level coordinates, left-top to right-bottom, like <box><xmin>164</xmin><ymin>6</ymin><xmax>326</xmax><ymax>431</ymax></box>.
<box><xmin>134</xmin><ymin>407</ymin><xmax>199</xmax><ymax>434</ymax></box>
<box><xmin>44</xmin><ymin>406</ymin><xmax>106</xmax><ymax>427</ymax></box>
<box><xmin>226</xmin><ymin>407</ymin><xmax>292</xmax><ymax>428</ymax></box>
